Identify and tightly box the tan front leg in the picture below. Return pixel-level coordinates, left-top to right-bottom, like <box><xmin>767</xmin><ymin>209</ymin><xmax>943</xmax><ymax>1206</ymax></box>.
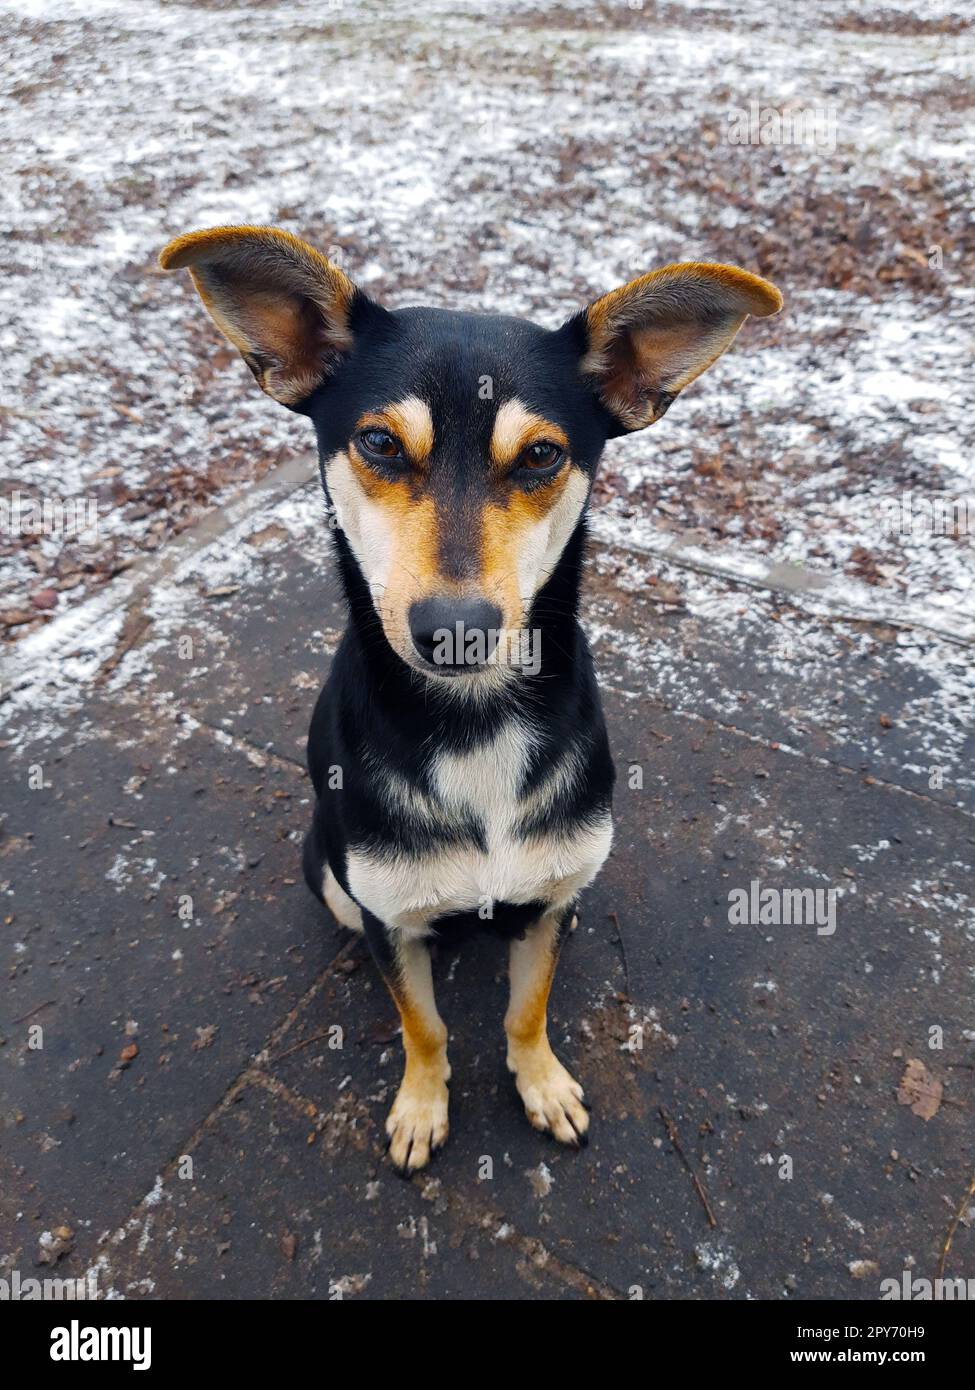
<box><xmin>379</xmin><ymin>935</ymin><xmax>450</xmax><ymax>1173</ymax></box>
<box><xmin>505</xmin><ymin>909</ymin><xmax>588</xmax><ymax>1146</ymax></box>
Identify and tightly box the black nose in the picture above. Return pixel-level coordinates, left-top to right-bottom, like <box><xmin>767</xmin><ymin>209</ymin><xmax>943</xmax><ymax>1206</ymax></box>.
<box><xmin>408</xmin><ymin>596</ymin><xmax>503</xmax><ymax>669</ymax></box>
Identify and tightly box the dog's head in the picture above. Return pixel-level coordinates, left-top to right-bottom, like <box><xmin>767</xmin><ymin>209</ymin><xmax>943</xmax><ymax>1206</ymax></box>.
<box><xmin>161</xmin><ymin>226</ymin><xmax>781</xmax><ymax>681</ymax></box>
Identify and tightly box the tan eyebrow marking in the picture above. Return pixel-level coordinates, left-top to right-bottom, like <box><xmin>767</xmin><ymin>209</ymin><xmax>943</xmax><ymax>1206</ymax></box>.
<box><xmin>489</xmin><ymin>399</ymin><xmax>569</xmax><ymax>470</ymax></box>
<box><xmin>356</xmin><ymin>396</ymin><xmax>434</xmax><ymax>463</ymax></box>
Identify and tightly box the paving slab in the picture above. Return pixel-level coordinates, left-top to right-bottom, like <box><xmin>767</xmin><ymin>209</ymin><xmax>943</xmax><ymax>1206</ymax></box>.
<box><xmin>95</xmin><ymin>1076</ymin><xmax>602</xmax><ymax>1301</ymax></box>
<box><xmin>586</xmin><ymin>546</ymin><xmax>975</xmax><ymax>815</ymax></box>
<box><xmin>0</xmin><ymin>715</ymin><xmax>326</xmax><ymax>1250</ymax></box>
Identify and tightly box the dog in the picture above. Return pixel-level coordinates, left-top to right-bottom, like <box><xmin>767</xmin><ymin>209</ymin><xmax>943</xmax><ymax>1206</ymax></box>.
<box><xmin>160</xmin><ymin>226</ymin><xmax>782</xmax><ymax>1172</ymax></box>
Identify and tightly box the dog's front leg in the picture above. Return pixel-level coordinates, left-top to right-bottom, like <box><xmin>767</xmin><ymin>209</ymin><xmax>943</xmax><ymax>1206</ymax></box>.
<box><xmin>505</xmin><ymin>909</ymin><xmax>589</xmax><ymax>1146</ymax></box>
<box><xmin>362</xmin><ymin>911</ymin><xmax>449</xmax><ymax>1174</ymax></box>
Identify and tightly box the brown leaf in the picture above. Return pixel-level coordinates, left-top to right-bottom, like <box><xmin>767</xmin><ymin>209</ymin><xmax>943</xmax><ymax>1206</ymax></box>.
<box><xmin>694</xmin><ymin>456</ymin><xmax>723</xmax><ymax>478</ymax></box>
<box><xmin>192</xmin><ymin>1024</ymin><xmax>218</xmax><ymax>1051</ymax></box>
<box><xmin>646</xmin><ymin>580</ymin><xmax>685</xmax><ymax>607</ymax></box>
<box><xmin>37</xmin><ymin>1230</ymin><xmax>74</xmax><ymax>1265</ymax></box>
<box><xmin>366</xmin><ymin>1017</ymin><xmax>401</xmax><ymax>1045</ymax></box>
<box><xmin>896</xmin><ymin>1058</ymin><xmax>942</xmax><ymax>1120</ymax></box>
<box><xmin>246</xmin><ymin>523</ymin><xmax>288</xmax><ymax>548</ymax></box>
<box><xmin>280</xmin><ymin>1233</ymin><xmax>297</xmax><ymax>1260</ymax></box>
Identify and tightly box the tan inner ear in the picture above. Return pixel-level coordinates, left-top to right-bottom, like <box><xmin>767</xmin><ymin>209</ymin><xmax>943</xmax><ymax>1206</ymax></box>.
<box><xmin>598</xmin><ymin>317</ymin><xmax>748</xmax><ymax>429</ymax></box>
<box><xmin>198</xmin><ymin>281</ymin><xmax>329</xmax><ymax>404</ymax></box>
<box><xmin>160</xmin><ymin>226</ymin><xmax>357</xmax><ymax>406</ymax></box>
<box><xmin>583</xmin><ymin>261</ymin><xmax>782</xmax><ymax>431</ymax></box>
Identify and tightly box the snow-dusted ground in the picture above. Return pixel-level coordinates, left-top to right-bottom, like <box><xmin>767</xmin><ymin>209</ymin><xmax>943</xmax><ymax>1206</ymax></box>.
<box><xmin>1</xmin><ymin>0</ymin><xmax>972</xmax><ymax>646</ymax></box>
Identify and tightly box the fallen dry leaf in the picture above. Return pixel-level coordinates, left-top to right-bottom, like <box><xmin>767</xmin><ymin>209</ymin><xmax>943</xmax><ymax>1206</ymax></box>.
<box><xmin>192</xmin><ymin>1024</ymin><xmax>218</xmax><ymax>1050</ymax></box>
<box><xmin>896</xmin><ymin>1058</ymin><xmax>942</xmax><ymax>1120</ymax></box>
<box><xmin>246</xmin><ymin>523</ymin><xmax>288</xmax><ymax>548</ymax></box>
<box><xmin>645</xmin><ymin>580</ymin><xmax>685</xmax><ymax>607</ymax></box>
<box><xmin>37</xmin><ymin>1229</ymin><xmax>74</xmax><ymax>1266</ymax></box>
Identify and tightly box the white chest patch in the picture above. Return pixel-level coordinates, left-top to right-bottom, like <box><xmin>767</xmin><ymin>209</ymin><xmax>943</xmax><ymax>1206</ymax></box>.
<box><xmin>345</xmin><ymin>721</ymin><xmax>612</xmax><ymax>937</ymax></box>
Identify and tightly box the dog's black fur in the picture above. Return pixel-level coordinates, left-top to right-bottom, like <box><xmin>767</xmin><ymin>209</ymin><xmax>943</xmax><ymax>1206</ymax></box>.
<box><xmin>298</xmin><ymin>305</ymin><xmax>617</xmax><ymax>933</ymax></box>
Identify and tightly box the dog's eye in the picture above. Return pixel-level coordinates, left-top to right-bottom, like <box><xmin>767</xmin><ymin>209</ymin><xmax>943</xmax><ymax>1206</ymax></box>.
<box><xmin>357</xmin><ymin>429</ymin><xmax>404</xmax><ymax>463</ymax></box>
<box><xmin>518</xmin><ymin>441</ymin><xmax>564</xmax><ymax>474</ymax></box>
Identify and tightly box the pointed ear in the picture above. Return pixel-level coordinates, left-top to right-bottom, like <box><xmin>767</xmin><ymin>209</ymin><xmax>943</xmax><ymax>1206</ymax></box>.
<box><xmin>159</xmin><ymin>225</ymin><xmax>363</xmax><ymax>407</ymax></box>
<box><xmin>576</xmin><ymin>262</ymin><xmax>783</xmax><ymax>432</ymax></box>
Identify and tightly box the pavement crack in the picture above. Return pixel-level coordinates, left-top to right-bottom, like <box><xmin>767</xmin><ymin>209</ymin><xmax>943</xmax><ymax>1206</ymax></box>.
<box><xmin>640</xmin><ymin>699</ymin><xmax>975</xmax><ymax>824</ymax></box>
<box><xmin>191</xmin><ymin>715</ymin><xmax>308</xmax><ymax>776</ymax></box>
<box><xmin>80</xmin><ymin>938</ymin><xmax>361</xmax><ymax>1278</ymax></box>
<box><xmin>590</xmin><ymin>523</ymin><xmax>975</xmax><ymax>648</ymax></box>
<box><xmin>252</xmin><ymin>937</ymin><xmax>363</xmax><ymax>1064</ymax></box>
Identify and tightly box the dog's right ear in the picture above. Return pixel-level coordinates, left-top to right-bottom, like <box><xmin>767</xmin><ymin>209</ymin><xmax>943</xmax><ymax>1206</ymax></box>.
<box><xmin>159</xmin><ymin>225</ymin><xmax>367</xmax><ymax>408</ymax></box>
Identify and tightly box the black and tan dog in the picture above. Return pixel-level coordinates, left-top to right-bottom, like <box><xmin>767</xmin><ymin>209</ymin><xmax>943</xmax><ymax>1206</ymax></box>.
<box><xmin>160</xmin><ymin>226</ymin><xmax>781</xmax><ymax>1172</ymax></box>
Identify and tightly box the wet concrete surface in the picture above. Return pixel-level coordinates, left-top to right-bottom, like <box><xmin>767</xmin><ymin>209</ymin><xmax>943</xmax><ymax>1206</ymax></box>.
<box><xmin>2</xmin><ymin>480</ymin><xmax>973</xmax><ymax>1300</ymax></box>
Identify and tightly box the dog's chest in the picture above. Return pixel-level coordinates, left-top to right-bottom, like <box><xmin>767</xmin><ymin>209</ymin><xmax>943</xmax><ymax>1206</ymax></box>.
<box><xmin>434</xmin><ymin>724</ymin><xmax>528</xmax><ymax>850</ymax></box>
<box><xmin>347</xmin><ymin>722</ymin><xmax>611</xmax><ymax>934</ymax></box>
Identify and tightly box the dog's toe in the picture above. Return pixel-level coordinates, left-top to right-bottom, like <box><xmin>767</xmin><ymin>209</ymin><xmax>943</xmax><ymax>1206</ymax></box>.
<box><xmin>385</xmin><ymin>1074</ymin><xmax>449</xmax><ymax>1174</ymax></box>
<box><xmin>509</xmin><ymin>1045</ymin><xmax>589</xmax><ymax>1147</ymax></box>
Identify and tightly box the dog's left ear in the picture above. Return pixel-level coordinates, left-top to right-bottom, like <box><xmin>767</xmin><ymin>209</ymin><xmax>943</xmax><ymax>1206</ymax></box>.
<box><xmin>159</xmin><ymin>225</ymin><xmax>366</xmax><ymax>408</ymax></box>
<box><xmin>574</xmin><ymin>262</ymin><xmax>782</xmax><ymax>433</ymax></box>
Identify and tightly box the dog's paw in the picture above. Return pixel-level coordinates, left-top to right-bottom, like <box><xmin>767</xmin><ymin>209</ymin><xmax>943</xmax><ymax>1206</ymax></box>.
<box><xmin>385</xmin><ymin>1069</ymin><xmax>449</xmax><ymax>1174</ymax></box>
<box><xmin>507</xmin><ymin>1044</ymin><xmax>589</xmax><ymax>1146</ymax></box>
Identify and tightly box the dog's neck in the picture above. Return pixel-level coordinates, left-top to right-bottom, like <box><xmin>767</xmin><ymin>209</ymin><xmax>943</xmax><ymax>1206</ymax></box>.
<box><xmin>330</xmin><ymin>518</ymin><xmax>590</xmax><ymax>740</ymax></box>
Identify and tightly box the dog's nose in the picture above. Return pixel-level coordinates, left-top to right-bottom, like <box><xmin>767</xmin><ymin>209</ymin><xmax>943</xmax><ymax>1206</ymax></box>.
<box><xmin>408</xmin><ymin>596</ymin><xmax>503</xmax><ymax>669</ymax></box>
